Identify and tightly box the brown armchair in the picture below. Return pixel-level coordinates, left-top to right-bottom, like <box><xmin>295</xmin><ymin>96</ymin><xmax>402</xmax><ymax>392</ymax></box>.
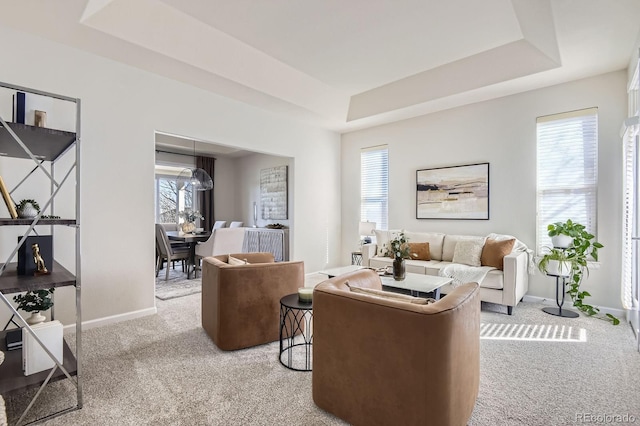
<box><xmin>201</xmin><ymin>252</ymin><xmax>304</xmax><ymax>351</ymax></box>
<box><xmin>312</xmin><ymin>269</ymin><xmax>480</xmax><ymax>426</ymax></box>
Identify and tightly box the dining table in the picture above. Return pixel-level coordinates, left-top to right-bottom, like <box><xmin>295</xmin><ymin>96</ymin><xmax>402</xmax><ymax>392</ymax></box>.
<box><xmin>166</xmin><ymin>231</ymin><xmax>211</xmax><ymax>279</ymax></box>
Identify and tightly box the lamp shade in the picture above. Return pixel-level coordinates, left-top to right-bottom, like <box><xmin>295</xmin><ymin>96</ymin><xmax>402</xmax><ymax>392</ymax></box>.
<box><xmin>177</xmin><ymin>168</ymin><xmax>213</xmax><ymax>191</ymax></box>
<box><xmin>358</xmin><ymin>221</ymin><xmax>376</xmax><ymax>236</ymax></box>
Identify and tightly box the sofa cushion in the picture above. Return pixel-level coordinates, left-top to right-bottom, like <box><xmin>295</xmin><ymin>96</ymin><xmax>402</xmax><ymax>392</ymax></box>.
<box><xmin>481</xmin><ymin>270</ymin><xmax>504</xmax><ymax>290</ymax></box>
<box><xmin>374</xmin><ymin>230</ymin><xmax>401</xmax><ymax>256</ymax></box>
<box><xmin>481</xmin><ymin>238</ymin><xmax>515</xmax><ymax>270</ymax></box>
<box><xmin>452</xmin><ymin>240</ymin><xmax>484</xmax><ymax>267</ymax></box>
<box><xmin>408</xmin><ymin>242</ymin><xmax>430</xmax><ymax>261</ymax></box>
<box><xmin>404</xmin><ymin>232</ymin><xmax>445</xmax><ymax>260</ymax></box>
<box><xmin>346</xmin><ymin>282</ymin><xmax>435</xmax><ymax>304</ymax></box>
<box><xmin>442</xmin><ymin>235</ymin><xmax>486</xmax><ymax>262</ymax></box>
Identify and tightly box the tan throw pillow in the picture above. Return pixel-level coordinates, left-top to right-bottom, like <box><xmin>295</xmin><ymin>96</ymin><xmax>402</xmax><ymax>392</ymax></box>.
<box><xmin>408</xmin><ymin>242</ymin><xmax>430</xmax><ymax>261</ymax></box>
<box><xmin>346</xmin><ymin>282</ymin><xmax>435</xmax><ymax>305</ymax></box>
<box><xmin>452</xmin><ymin>240</ymin><xmax>484</xmax><ymax>267</ymax></box>
<box><xmin>228</xmin><ymin>255</ymin><xmax>250</xmax><ymax>265</ymax></box>
<box><xmin>481</xmin><ymin>238</ymin><xmax>515</xmax><ymax>270</ymax></box>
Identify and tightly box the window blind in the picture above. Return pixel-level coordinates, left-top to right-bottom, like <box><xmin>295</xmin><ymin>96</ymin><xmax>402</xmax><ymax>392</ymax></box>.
<box><xmin>621</xmin><ymin>122</ymin><xmax>638</xmax><ymax>309</ymax></box>
<box><xmin>361</xmin><ymin>146</ymin><xmax>388</xmax><ymax>230</ymax></box>
<box><xmin>536</xmin><ymin>108</ymin><xmax>598</xmax><ymax>254</ymax></box>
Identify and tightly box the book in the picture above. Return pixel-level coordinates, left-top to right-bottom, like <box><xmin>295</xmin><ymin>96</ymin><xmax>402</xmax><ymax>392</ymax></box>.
<box><xmin>5</xmin><ymin>328</ymin><xmax>22</xmax><ymax>350</ymax></box>
<box><xmin>22</xmin><ymin>320</ymin><xmax>63</xmax><ymax>376</ymax></box>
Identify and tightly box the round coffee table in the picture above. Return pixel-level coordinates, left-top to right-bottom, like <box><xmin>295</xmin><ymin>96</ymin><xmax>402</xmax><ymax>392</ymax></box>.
<box><xmin>279</xmin><ymin>293</ymin><xmax>313</xmax><ymax>371</ymax></box>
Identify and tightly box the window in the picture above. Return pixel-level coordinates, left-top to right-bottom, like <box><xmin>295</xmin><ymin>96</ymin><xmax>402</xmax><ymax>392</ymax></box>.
<box><xmin>536</xmin><ymin>108</ymin><xmax>598</xmax><ymax>254</ymax></box>
<box><xmin>154</xmin><ymin>165</ymin><xmax>194</xmax><ymax>223</ymax></box>
<box><xmin>361</xmin><ymin>146</ymin><xmax>388</xmax><ymax>230</ymax></box>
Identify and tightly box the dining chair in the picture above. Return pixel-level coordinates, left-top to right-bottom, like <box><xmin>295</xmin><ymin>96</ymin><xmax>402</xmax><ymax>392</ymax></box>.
<box><xmin>155</xmin><ymin>224</ymin><xmax>190</xmax><ymax>281</ymax></box>
<box><xmin>229</xmin><ymin>221</ymin><xmax>244</xmax><ymax>228</ymax></box>
<box><xmin>213</xmin><ymin>221</ymin><xmax>227</xmax><ymax>229</ymax></box>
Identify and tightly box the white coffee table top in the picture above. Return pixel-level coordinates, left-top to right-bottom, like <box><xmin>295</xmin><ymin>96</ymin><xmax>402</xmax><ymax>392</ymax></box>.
<box><xmin>318</xmin><ymin>265</ymin><xmax>362</xmax><ymax>277</ymax></box>
<box><xmin>318</xmin><ymin>265</ymin><xmax>452</xmax><ymax>295</ymax></box>
<box><xmin>380</xmin><ymin>273</ymin><xmax>452</xmax><ymax>294</ymax></box>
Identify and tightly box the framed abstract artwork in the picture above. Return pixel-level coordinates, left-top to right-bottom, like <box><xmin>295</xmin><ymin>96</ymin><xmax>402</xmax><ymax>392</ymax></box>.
<box><xmin>416</xmin><ymin>163</ymin><xmax>489</xmax><ymax>220</ymax></box>
<box><xmin>260</xmin><ymin>165</ymin><xmax>288</xmax><ymax>220</ymax></box>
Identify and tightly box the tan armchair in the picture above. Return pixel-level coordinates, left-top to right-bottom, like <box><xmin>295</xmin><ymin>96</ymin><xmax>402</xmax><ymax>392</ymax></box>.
<box><xmin>201</xmin><ymin>252</ymin><xmax>304</xmax><ymax>351</ymax></box>
<box><xmin>312</xmin><ymin>269</ymin><xmax>480</xmax><ymax>426</ymax></box>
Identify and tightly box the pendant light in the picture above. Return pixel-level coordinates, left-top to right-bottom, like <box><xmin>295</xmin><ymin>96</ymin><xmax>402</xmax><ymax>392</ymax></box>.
<box><xmin>177</xmin><ymin>140</ymin><xmax>213</xmax><ymax>191</ymax></box>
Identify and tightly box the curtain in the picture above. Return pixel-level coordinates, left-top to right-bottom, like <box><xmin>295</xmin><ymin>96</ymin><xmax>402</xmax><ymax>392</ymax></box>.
<box><xmin>197</xmin><ymin>156</ymin><xmax>216</xmax><ymax>231</ymax></box>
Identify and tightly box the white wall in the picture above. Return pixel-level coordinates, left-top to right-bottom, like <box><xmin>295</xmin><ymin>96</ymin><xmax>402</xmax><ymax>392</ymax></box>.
<box><xmin>342</xmin><ymin>71</ymin><xmax>627</xmax><ymax>309</ymax></box>
<box><xmin>0</xmin><ymin>24</ymin><xmax>341</xmax><ymax>326</ymax></box>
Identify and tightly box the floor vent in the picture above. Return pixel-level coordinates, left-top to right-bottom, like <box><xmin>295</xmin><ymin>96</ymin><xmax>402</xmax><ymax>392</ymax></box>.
<box><xmin>480</xmin><ymin>323</ymin><xmax>587</xmax><ymax>342</ymax></box>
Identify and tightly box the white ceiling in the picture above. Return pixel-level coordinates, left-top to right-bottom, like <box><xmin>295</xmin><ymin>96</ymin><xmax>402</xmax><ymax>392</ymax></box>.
<box><xmin>1</xmin><ymin>0</ymin><xmax>639</xmax><ymax>133</ymax></box>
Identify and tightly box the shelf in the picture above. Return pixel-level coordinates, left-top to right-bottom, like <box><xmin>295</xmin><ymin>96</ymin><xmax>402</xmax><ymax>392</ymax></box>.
<box><xmin>0</xmin><ymin>329</ymin><xmax>77</xmax><ymax>394</ymax></box>
<box><xmin>0</xmin><ymin>262</ymin><xmax>75</xmax><ymax>294</ymax></box>
<box><xmin>0</xmin><ymin>122</ymin><xmax>76</xmax><ymax>162</ymax></box>
<box><xmin>0</xmin><ymin>218</ymin><xmax>76</xmax><ymax>226</ymax></box>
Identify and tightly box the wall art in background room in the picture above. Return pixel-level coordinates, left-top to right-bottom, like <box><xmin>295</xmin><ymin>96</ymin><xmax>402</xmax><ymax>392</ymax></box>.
<box><xmin>416</xmin><ymin>162</ymin><xmax>489</xmax><ymax>220</ymax></box>
<box><xmin>260</xmin><ymin>165</ymin><xmax>288</xmax><ymax>220</ymax></box>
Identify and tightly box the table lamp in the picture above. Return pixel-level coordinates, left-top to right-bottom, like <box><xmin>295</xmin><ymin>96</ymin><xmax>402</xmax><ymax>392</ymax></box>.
<box><xmin>359</xmin><ymin>221</ymin><xmax>376</xmax><ymax>245</ymax></box>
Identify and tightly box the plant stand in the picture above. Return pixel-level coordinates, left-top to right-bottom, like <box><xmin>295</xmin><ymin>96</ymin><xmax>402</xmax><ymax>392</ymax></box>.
<box><xmin>542</xmin><ymin>274</ymin><xmax>579</xmax><ymax>318</ymax></box>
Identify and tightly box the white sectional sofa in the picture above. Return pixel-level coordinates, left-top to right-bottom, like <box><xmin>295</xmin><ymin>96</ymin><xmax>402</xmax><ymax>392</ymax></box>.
<box><xmin>362</xmin><ymin>230</ymin><xmax>530</xmax><ymax>315</ymax></box>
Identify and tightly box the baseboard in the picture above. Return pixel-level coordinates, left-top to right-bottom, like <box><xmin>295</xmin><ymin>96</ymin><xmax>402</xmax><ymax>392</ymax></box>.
<box><xmin>522</xmin><ymin>295</ymin><xmax>626</xmax><ymax>318</ymax></box>
<box><xmin>62</xmin><ymin>306</ymin><xmax>157</xmax><ymax>332</ymax></box>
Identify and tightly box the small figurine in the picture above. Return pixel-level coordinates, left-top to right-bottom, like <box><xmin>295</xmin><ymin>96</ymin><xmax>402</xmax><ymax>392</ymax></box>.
<box><xmin>32</xmin><ymin>243</ymin><xmax>49</xmax><ymax>275</ymax></box>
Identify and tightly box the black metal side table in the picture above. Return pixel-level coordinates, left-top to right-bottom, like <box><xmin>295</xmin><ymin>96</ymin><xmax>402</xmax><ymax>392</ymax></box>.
<box><xmin>279</xmin><ymin>294</ymin><xmax>313</xmax><ymax>371</ymax></box>
<box><xmin>542</xmin><ymin>274</ymin><xmax>579</xmax><ymax>318</ymax></box>
<box><xmin>351</xmin><ymin>251</ymin><xmax>363</xmax><ymax>265</ymax></box>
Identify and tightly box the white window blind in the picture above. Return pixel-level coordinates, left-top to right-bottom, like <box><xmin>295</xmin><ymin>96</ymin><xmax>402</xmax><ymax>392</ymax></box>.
<box><xmin>361</xmin><ymin>146</ymin><xmax>388</xmax><ymax>230</ymax></box>
<box><xmin>536</xmin><ymin>108</ymin><xmax>598</xmax><ymax>253</ymax></box>
<box><xmin>621</xmin><ymin>122</ymin><xmax>638</xmax><ymax>309</ymax></box>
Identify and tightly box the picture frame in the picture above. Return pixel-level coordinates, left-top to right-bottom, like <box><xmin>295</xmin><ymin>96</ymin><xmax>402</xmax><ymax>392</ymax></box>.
<box><xmin>0</xmin><ymin>175</ymin><xmax>18</xmax><ymax>219</ymax></box>
<box><xmin>260</xmin><ymin>165</ymin><xmax>288</xmax><ymax>220</ymax></box>
<box><xmin>416</xmin><ymin>163</ymin><xmax>489</xmax><ymax>220</ymax></box>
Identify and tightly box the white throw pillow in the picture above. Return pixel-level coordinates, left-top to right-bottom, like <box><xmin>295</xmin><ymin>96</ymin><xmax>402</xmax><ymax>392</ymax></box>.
<box><xmin>452</xmin><ymin>240</ymin><xmax>484</xmax><ymax>267</ymax></box>
<box><xmin>228</xmin><ymin>255</ymin><xmax>249</xmax><ymax>265</ymax></box>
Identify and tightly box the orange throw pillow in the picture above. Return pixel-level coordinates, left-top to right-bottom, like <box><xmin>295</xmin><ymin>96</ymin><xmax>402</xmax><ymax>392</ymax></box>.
<box><xmin>408</xmin><ymin>242</ymin><xmax>431</xmax><ymax>261</ymax></box>
<box><xmin>481</xmin><ymin>238</ymin><xmax>515</xmax><ymax>270</ymax></box>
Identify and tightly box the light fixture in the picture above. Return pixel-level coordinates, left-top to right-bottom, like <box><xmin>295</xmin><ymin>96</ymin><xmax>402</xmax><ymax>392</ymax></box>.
<box><xmin>177</xmin><ymin>140</ymin><xmax>213</xmax><ymax>191</ymax></box>
<box><xmin>359</xmin><ymin>221</ymin><xmax>376</xmax><ymax>244</ymax></box>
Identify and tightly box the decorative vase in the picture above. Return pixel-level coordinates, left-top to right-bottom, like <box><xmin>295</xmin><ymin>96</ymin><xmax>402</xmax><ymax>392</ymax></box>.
<box><xmin>551</xmin><ymin>235</ymin><xmax>573</xmax><ymax>249</ymax></box>
<box><xmin>18</xmin><ymin>203</ymin><xmax>38</xmax><ymax>218</ymax></box>
<box><xmin>393</xmin><ymin>258</ymin><xmax>406</xmax><ymax>281</ymax></box>
<box><xmin>26</xmin><ymin>311</ymin><xmax>46</xmax><ymax>325</ymax></box>
<box><xmin>181</xmin><ymin>222</ymin><xmax>196</xmax><ymax>233</ymax></box>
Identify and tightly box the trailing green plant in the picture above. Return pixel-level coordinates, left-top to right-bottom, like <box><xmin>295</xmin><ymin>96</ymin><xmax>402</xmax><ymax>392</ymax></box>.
<box><xmin>547</xmin><ymin>219</ymin><xmax>585</xmax><ymax>238</ymax></box>
<box><xmin>13</xmin><ymin>288</ymin><xmax>55</xmax><ymax>313</ymax></box>
<box><xmin>537</xmin><ymin>247</ymin><xmax>572</xmax><ymax>275</ymax></box>
<box><xmin>544</xmin><ymin>220</ymin><xmax>618</xmax><ymax>325</ymax></box>
<box><xmin>15</xmin><ymin>198</ymin><xmax>40</xmax><ymax>213</ymax></box>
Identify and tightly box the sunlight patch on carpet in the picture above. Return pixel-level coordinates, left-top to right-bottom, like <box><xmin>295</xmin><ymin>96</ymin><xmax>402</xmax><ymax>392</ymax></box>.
<box><xmin>480</xmin><ymin>323</ymin><xmax>587</xmax><ymax>342</ymax></box>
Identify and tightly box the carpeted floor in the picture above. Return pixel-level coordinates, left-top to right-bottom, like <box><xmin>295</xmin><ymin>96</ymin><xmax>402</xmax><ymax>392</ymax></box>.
<box><xmin>155</xmin><ymin>264</ymin><xmax>201</xmax><ymax>301</ymax></box>
<box><xmin>4</xmin><ymin>281</ymin><xmax>640</xmax><ymax>425</ymax></box>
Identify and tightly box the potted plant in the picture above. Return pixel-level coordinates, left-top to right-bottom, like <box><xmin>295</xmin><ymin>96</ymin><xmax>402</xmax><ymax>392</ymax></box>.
<box><xmin>383</xmin><ymin>231</ymin><xmax>410</xmax><ymax>281</ymax></box>
<box><xmin>15</xmin><ymin>199</ymin><xmax>40</xmax><ymax>219</ymax></box>
<box><xmin>178</xmin><ymin>209</ymin><xmax>204</xmax><ymax>233</ymax></box>
<box><xmin>537</xmin><ymin>248</ymin><xmax>571</xmax><ymax>277</ymax></box>
<box><xmin>13</xmin><ymin>288</ymin><xmax>55</xmax><ymax>325</ymax></box>
<box><xmin>540</xmin><ymin>220</ymin><xmax>617</xmax><ymax>324</ymax></box>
